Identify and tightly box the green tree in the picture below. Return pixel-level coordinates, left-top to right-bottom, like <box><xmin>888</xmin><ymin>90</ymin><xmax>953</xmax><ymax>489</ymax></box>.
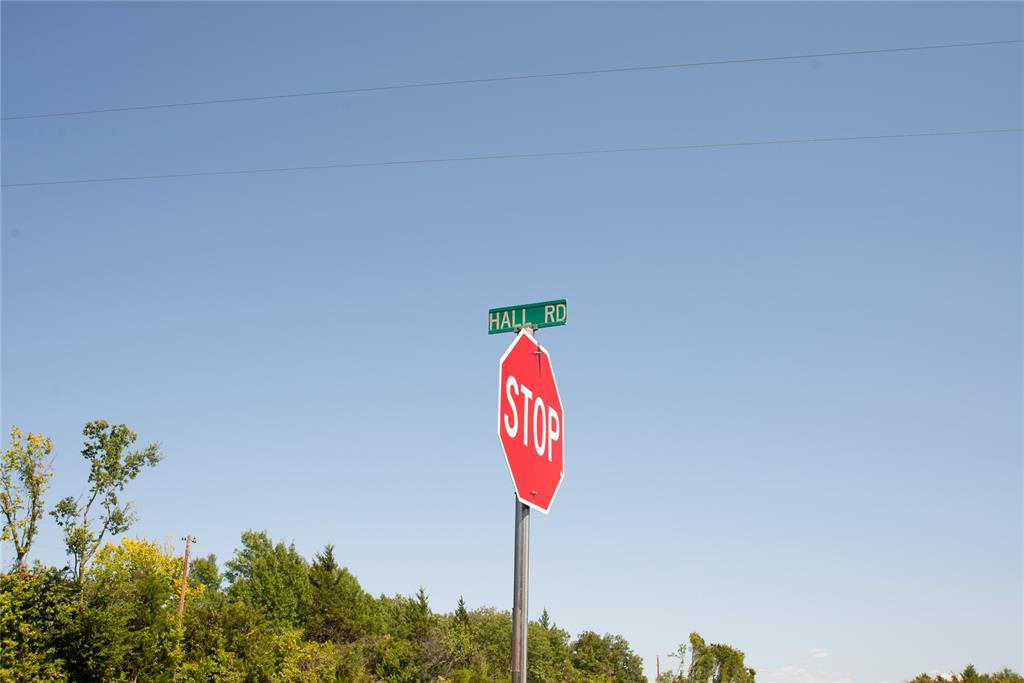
<box><xmin>423</xmin><ymin>616</ymin><xmax>468</xmax><ymax>681</ymax></box>
<box><xmin>465</xmin><ymin>607</ymin><xmax>513</xmax><ymax>680</ymax></box>
<box><xmin>528</xmin><ymin>617</ymin><xmax>575</xmax><ymax>683</ymax></box>
<box><xmin>272</xmin><ymin>626</ymin><xmax>341</xmax><ymax>682</ymax></box>
<box><xmin>213</xmin><ymin>598</ymin><xmax>311</xmax><ymax>681</ymax></box>
<box><xmin>434</xmin><ymin>606</ymin><xmax>511</xmax><ymax>683</ymax></box>
<box><xmin>1</xmin><ymin>427</ymin><xmax>54</xmax><ymax>571</ymax></box>
<box><xmin>662</xmin><ymin>633</ymin><xmax>755</xmax><ymax>683</ymax></box>
<box><xmin>189</xmin><ymin>553</ymin><xmax>222</xmax><ymax>593</ymax></box>
<box><xmin>907</xmin><ymin>667</ymin><xmax>1023</xmax><ymax>683</ymax></box>
<box><xmin>178</xmin><ymin>582</ymin><xmax>244</xmax><ymax>682</ymax></box>
<box><xmin>225</xmin><ymin>530</ymin><xmax>311</xmax><ymax>628</ymax></box>
<box><xmin>50</xmin><ymin>420</ymin><xmax>162</xmax><ymax>587</ymax></box>
<box><xmin>985</xmin><ymin>670</ymin><xmax>1024</xmax><ymax>683</ymax></box>
<box><xmin>184</xmin><ymin>581</ymin><xmax>341</xmax><ymax>682</ymax></box>
<box><xmin>571</xmin><ymin>631</ymin><xmax>645</xmax><ymax>683</ymax></box>
<box><xmin>79</xmin><ymin>538</ymin><xmax>189</xmax><ymax>682</ymax></box>
<box><xmin>0</xmin><ymin>565</ymin><xmax>77</xmax><ymax>682</ymax></box>
<box><xmin>373</xmin><ymin>590</ymin><xmax>436</xmax><ymax>682</ymax></box>
<box><xmin>455</xmin><ymin>596</ymin><xmax>470</xmax><ymax>626</ymax></box>
<box><xmin>374</xmin><ymin>633</ymin><xmax>422</xmax><ymax>683</ymax></box>
<box><xmin>305</xmin><ymin>544</ymin><xmax>378</xmax><ymax>644</ymax></box>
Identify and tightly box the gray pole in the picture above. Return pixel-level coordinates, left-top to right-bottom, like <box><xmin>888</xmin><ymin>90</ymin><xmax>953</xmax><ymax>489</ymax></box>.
<box><xmin>511</xmin><ymin>324</ymin><xmax>537</xmax><ymax>683</ymax></box>
<box><xmin>511</xmin><ymin>495</ymin><xmax>530</xmax><ymax>683</ymax></box>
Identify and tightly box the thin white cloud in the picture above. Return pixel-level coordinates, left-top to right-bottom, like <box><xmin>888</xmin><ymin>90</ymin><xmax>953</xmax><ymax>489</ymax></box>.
<box><xmin>809</xmin><ymin>648</ymin><xmax>830</xmax><ymax>660</ymax></box>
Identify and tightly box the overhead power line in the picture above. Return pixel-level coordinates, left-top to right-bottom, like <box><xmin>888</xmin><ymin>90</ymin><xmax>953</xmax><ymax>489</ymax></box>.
<box><xmin>3</xmin><ymin>127</ymin><xmax>1019</xmax><ymax>189</ymax></box>
<box><xmin>2</xmin><ymin>38</ymin><xmax>1020</xmax><ymax>121</ymax></box>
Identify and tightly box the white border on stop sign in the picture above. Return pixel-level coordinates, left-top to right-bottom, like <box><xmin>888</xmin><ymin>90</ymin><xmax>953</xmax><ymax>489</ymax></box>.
<box><xmin>496</xmin><ymin>328</ymin><xmax>565</xmax><ymax>515</ymax></box>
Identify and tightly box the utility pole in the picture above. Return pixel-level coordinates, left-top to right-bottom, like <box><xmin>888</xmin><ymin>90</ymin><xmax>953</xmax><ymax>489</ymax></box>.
<box><xmin>178</xmin><ymin>535</ymin><xmax>195</xmax><ymax>623</ymax></box>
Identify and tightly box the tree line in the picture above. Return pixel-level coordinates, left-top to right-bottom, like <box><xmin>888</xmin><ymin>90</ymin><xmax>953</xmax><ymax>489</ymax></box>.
<box><xmin>1</xmin><ymin>422</ymin><xmax>1018</xmax><ymax>682</ymax></box>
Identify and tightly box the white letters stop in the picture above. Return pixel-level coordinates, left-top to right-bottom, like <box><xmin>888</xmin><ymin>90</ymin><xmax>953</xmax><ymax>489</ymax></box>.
<box><xmin>503</xmin><ymin>375</ymin><xmax>561</xmax><ymax>461</ymax></box>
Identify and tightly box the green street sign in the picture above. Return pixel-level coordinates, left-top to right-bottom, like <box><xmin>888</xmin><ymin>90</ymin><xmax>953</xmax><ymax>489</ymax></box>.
<box><xmin>488</xmin><ymin>299</ymin><xmax>567</xmax><ymax>334</ymax></box>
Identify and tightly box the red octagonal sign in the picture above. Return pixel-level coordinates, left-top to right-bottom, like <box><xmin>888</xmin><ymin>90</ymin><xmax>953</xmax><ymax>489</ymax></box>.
<box><xmin>498</xmin><ymin>330</ymin><xmax>564</xmax><ymax>513</ymax></box>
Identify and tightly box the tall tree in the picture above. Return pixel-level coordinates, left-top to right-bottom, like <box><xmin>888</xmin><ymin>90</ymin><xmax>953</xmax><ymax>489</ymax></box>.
<box><xmin>225</xmin><ymin>530</ymin><xmax>311</xmax><ymax>628</ymax></box>
<box><xmin>305</xmin><ymin>544</ymin><xmax>378</xmax><ymax>644</ymax></box>
<box><xmin>50</xmin><ymin>420</ymin><xmax>163</xmax><ymax>586</ymax></box>
<box><xmin>661</xmin><ymin>633</ymin><xmax>755</xmax><ymax>683</ymax></box>
<box><xmin>571</xmin><ymin>631</ymin><xmax>646</xmax><ymax>683</ymax></box>
<box><xmin>528</xmin><ymin>618</ymin><xmax>574</xmax><ymax>683</ymax></box>
<box><xmin>188</xmin><ymin>554</ymin><xmax>222</xmax><ymax>594</ymax></box>
<box><xmin>0</xmin><ymin>427</ymin><xmax>54</xmax><ymax>571</ymax></box>
<box><xmin>455</xmin><ymin>596</ymin><xmax>470</xmax><ymax>627</ymax></box>
<box><xmin>82</xmin><ymin>538</ymin><xmax>187</xmax><ymax>682</ymax></box>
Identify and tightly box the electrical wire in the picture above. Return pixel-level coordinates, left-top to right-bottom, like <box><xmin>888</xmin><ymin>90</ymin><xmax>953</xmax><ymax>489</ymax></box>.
<box><xmin>2</xmin><ymin>38</ymin><xmax>1020</xmax><ymax>121</ymax></box>
<box><xmin>3</xmin><ymin>128</ymin><xmax>1020</xmax><ymax>189</ymax></box>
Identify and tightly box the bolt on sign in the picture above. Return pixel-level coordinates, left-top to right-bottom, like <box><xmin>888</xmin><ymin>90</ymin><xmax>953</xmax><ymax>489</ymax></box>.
<box><xmin>498</xmin><ymin>329</ymin><xmax>564</xmax><ymax>513</ymax></box>
<box><xmin>488</xmin><ymin>299</ymin><xmax>567</xmax><ymax>335</ymax></box>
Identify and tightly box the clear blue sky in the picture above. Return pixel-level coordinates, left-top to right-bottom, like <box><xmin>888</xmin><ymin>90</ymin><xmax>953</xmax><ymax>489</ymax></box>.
<box><xmin>2</xmin><ymin>3</ymin><xmax>1021</xmax><ymax>682</ymax></box>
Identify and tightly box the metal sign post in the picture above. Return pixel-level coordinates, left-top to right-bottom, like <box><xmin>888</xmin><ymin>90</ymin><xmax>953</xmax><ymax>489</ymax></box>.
<box><xmin>511</xmin><ymin>496</ymin><xmax>529</xmax><ymax>682</ymax></box>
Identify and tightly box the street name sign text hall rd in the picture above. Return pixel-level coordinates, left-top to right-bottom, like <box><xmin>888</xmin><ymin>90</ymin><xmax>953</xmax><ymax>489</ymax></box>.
<box><xmin>488</xmin><ymin>299</ymin><xmax>567</xmax><ymax>335</ymax></box>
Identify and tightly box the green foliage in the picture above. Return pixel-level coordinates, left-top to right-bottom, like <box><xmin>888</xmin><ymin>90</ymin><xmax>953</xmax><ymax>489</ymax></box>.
<box><xmin>375</xmin><ymin>633</ymin><xmax>424</xmax><ymax>683</ymax></box>
<box><xmin>1</xmin><ymin>426</ymin><xmax>54</xmax><ymax>570</ymax></box>
<box><xmin>427</xmin><ymin>606</ymin><xmax>513</xmax><ymax>682</ymax></box>
<box><xmin>909</xmin><ymin>667</ymin><xmax>1024</xmax><ymax>683</ymax></box>
<box><xmin>660</xmin><ymin>633</ymin><xmax>755</xmax><ymax>683</ymax></box>
<box><xmin>371</xmin><ymin>590</ymin><xmax>437</xmax><ymax>681</ymax></box>
<box><xmin>189</xmin><ymin>552</ymin><xmax>222</xmax><ymax>593</ymax></box>
<box><xmin>272</xmin><ymin>626</ymin><xmax>341</xmax><ymax>682</ymax></box>
<box><xmin>464</xmin><ymin>607</ymin><xmax>513</xmax><ymax>679</ymax></box>
<box><xmin>177</xmin><ymin>646</ymin><xmax>243</xmax><ymax>683</ymax></box>
<box><xmin>571</xmin><ymin>631</ymin><xmax>646</xmax><ymax>683</ymax></box>
<box><xmin>528</xmin><ymin>618</ymin><xmax>574</xmax><ymax>683</ymax></box>
<box><xmin>82</xmin><ymin>539</ymin><xmax>187</xmax><ymax>681</ymax></box>
<box><xmin>36</xmin><ymin>538</ymin><xmax>192</xmax><ymax>682</ymax></box>
<box><xmin>225</xmin><ymin>530</ymin><xmax>312</xmax><ymax>628</ymax></box>
<box><xmin>184</xmin><ymin>590</ymin><xmax>344</xmax><ymax>682</ymax></box>
<box><xmin>421</xmin><ymin>602</ymin><xmax>480</xmax><ymax>680</ymax></box>
<box><xmin>13</xmin><ymin>522</ymin><xmax>1021</xmax><ymax>683</ymax></box>
<box><xmin>456</xmin><ymin>596</ymin><xmax>470</xmax><ymax>626</ymax></box>
<box><xmin>50</xmin><ymin>420</ymin><xmax>162</xmax><ymax>583</ymax></box>
<box><xmin>305</xmin><ymin>544</ymin><xmax>379</xmax><ymax>645</ymax></box>
<box><xmin>0</xmin><ymin>565</ymin><xmax>75</xmax><ymax>682</ymax></box>
<box><xmin>179</xmin><ymin>580</ymin><xmax>242</xmax><ymax>682</ymax></box>
<box><xmin>182</xmin><ymin>596</ymin><xmax>261</xmax><ymax>681</ymax></box>
<box><xmin>334</xmin><ymin>637</ymin><xmax>385</xmax><ymax>683</ymax></box>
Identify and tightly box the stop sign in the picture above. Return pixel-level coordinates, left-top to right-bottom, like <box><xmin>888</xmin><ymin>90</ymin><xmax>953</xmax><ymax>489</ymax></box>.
<box><xmin>498</xmin><ymin>329</ymin><xmax>564</xmax><ymax>513</ymax></box>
